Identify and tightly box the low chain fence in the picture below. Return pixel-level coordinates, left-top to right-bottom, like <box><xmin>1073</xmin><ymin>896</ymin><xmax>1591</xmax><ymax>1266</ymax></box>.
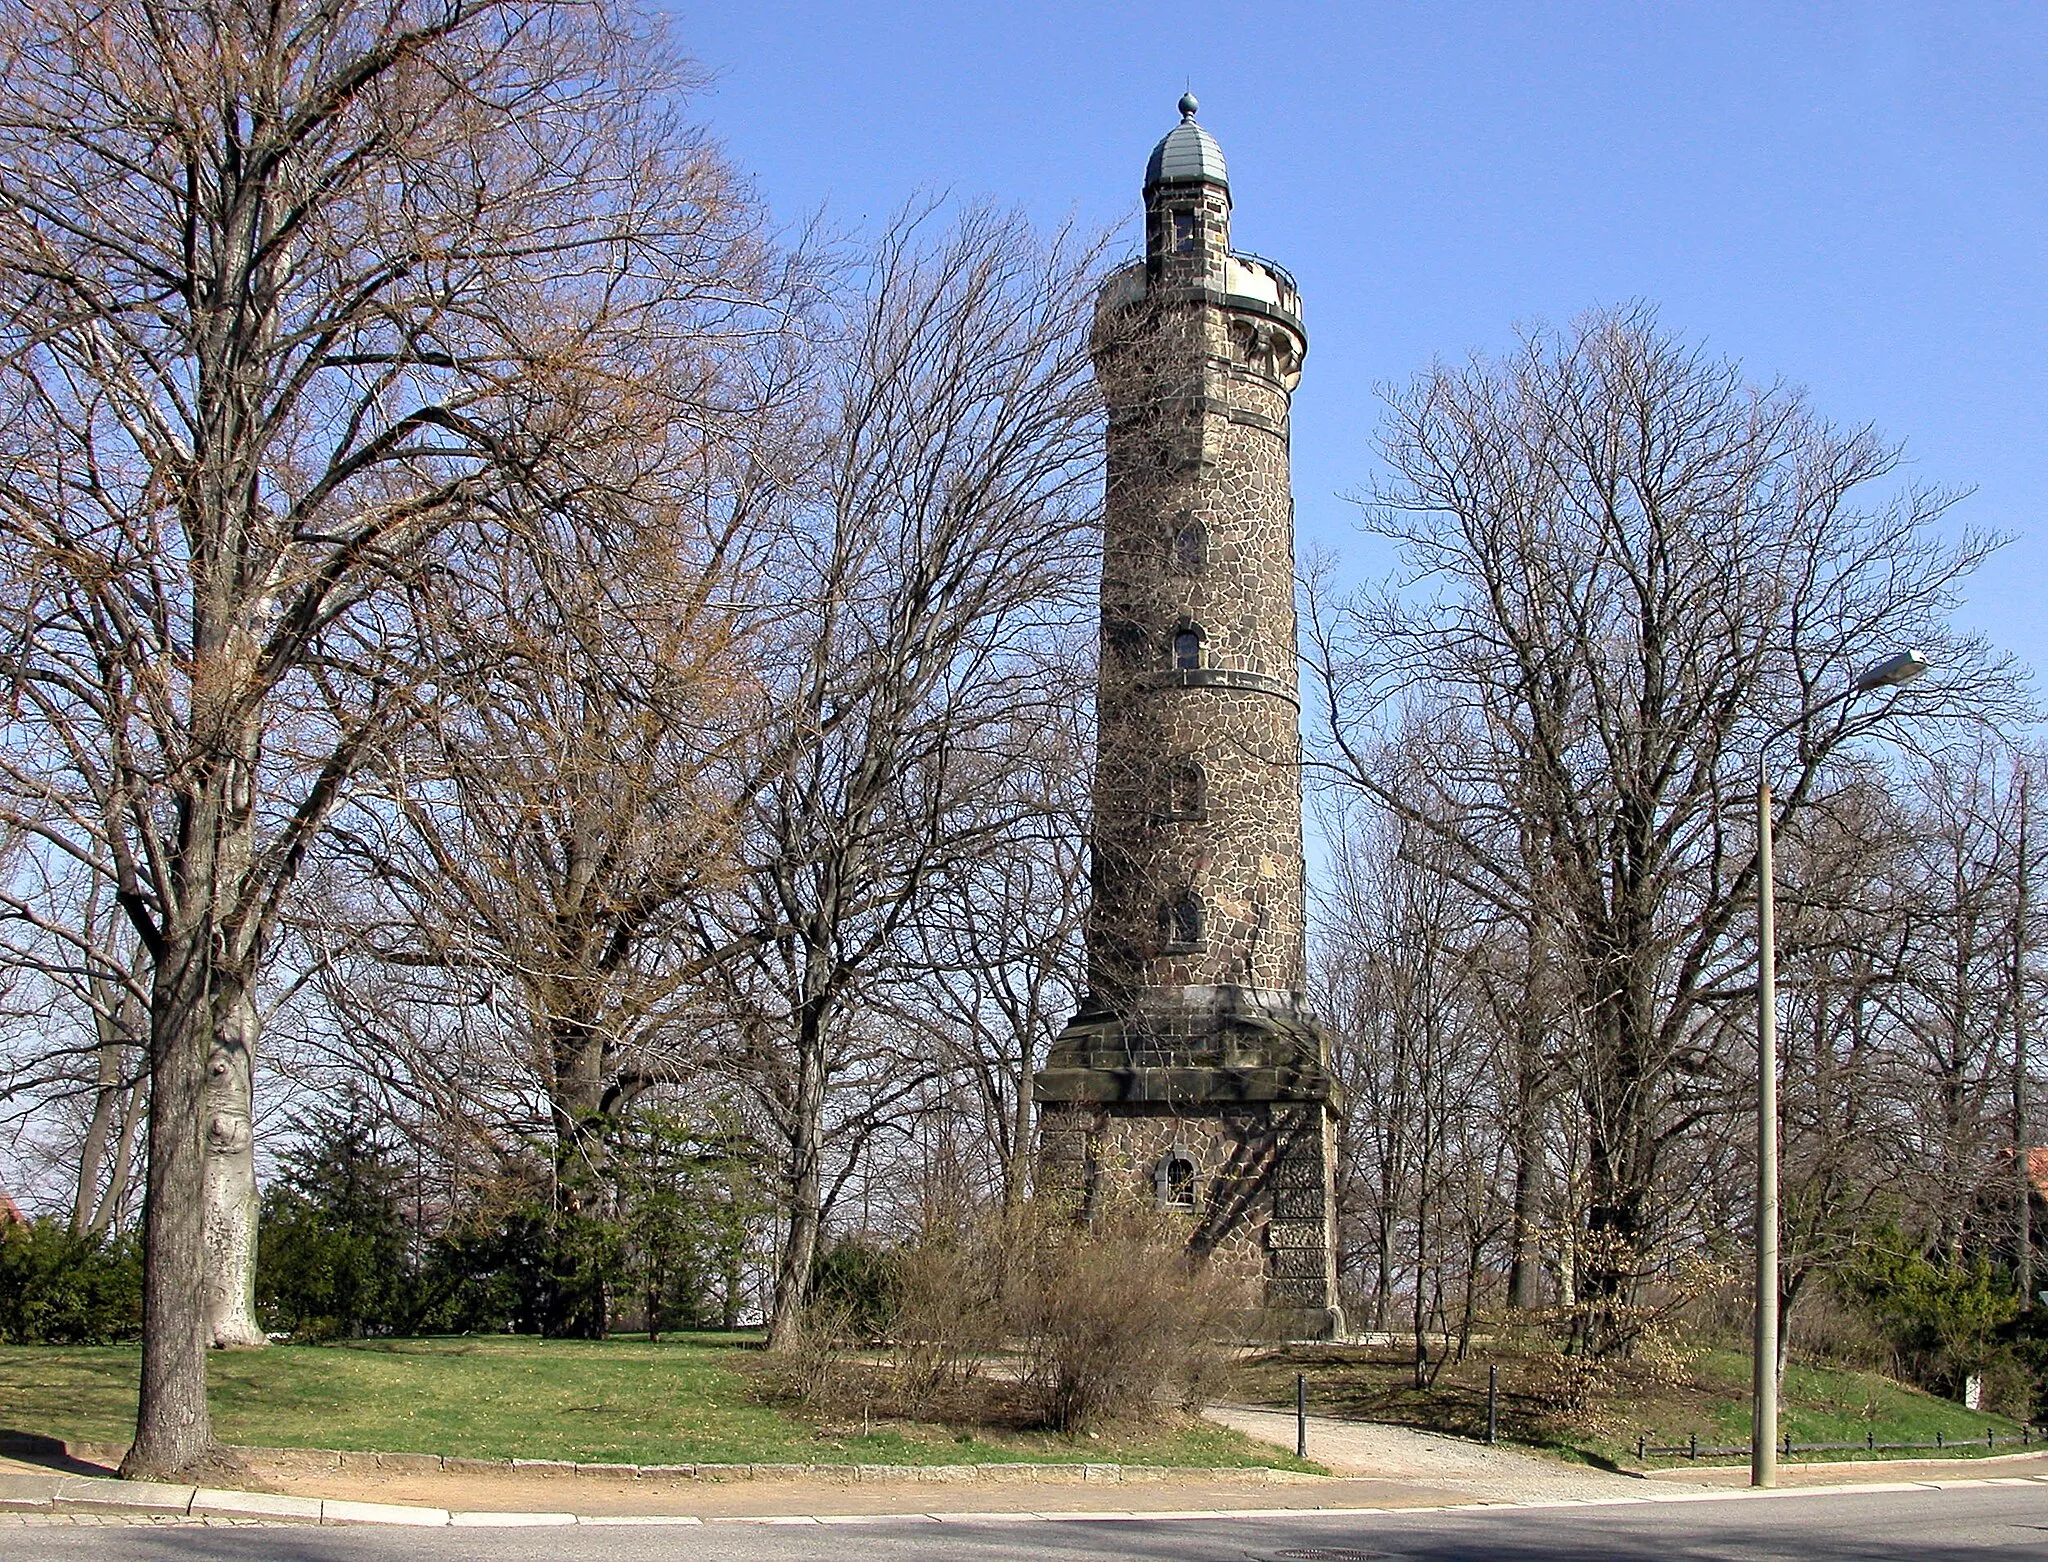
<box><xmin>1636</xmin><ymin>1425</ymin><xmax>2042</xmax><ymax>1463</ymax></box>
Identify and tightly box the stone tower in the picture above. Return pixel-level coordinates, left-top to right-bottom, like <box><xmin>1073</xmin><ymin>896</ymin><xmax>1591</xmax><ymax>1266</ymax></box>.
<box><xmin>1036</xmin><ymin>97</ymin><xmax>1342</xmax><ymax>1339</ymax></box>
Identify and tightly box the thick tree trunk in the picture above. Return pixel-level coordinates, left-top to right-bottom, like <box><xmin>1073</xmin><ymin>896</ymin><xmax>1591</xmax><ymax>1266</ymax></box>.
<box><xmin>1507</xmin><ymin>1035</ymin><xmax>1545</xmax><ymax>1311</ymax></box>
<box><xmin>1507</xmin><ymin>1161</ymin><xmax>1544</xmax><ymax>1311</ymax></box>
<box><xmin>121</xmin><ymin>937</ymin><xmax>220</xmax><ymax>1479</ymax></box>
<box><xmin>767</xmin><ymin>1002</ymin><xmax>829</xmax><ymax>1352</ymax></box>
<box><xmin>1578</xmin><ymin>959</ymin><xmax>1659</xmax><ymax>1355</ymax></box>
<box><xmin>202</xmin><ymin>987</ymin><xmax>264</xmax><ymax>1348</ymax></box>
<box><xmin>73</xmin><ymin>1036</ymin><xmax>125</xmax><ymax>1236</ymax></box>
<box><xmin>127</xmin><ymin>727</ymin><xmax>263</xmax><ymax>1473</ymax></box>
<box><xmin>1371</xmin><ymin>1205</ymin><xmax>1394</xmax><ymax>1333</ymax></box>
<box><xmin>547</xmin><ymin>1027</ymin><xmax>614</xmax><ymax>1339</ymax></box>
<box><xmin>1006</xmin><ymin>1045</ymin><xmax>1034</xmax><ymax>1211</ymax></box>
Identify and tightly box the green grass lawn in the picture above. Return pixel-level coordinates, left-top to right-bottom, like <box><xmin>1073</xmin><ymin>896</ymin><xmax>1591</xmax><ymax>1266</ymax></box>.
<box><xmin>1236</xmin><ymin>1342</ymin><xmax>2031</xmax><ymax>1469</ymax></box>
<box><xmin>1620</xmin><ymin>1349</ymin><xmax>2030</xmax><ymax>1465</ymax></box>
<box><xmin>0</xmin><ymin>1334</ymin><xmax>1306</xmax><ymax>1470</ymax></box>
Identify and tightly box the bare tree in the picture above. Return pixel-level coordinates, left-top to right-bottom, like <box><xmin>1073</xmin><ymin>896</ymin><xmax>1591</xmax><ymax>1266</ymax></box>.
<box><xmin>0</xmin><ymin>0</ymin><xmax>775</xmax><ymax>1475</ymax></box>
<box><xmin>703</xmin><ymin>207</ymin><xmax>1104</xmax><ymax>1350</ymax></box>
<box><xmin>1314</xmin><ymin>788</ymin><xmax>1510</xmax><ymax>1371</ymax></box>
<box><xmin>904</xmin><ymin>677</ymin><xmax>1091</xmax><ymax>1212</ymax></box>
<box><xmin>307</xmin><ymin>405</ymin><xmax>799</xmax><ymax>1335</ymax></box>
<box><xmin>1304</xmin><ymin>305</ymin><xmax>2023</xmax><ymax>1352</ymax></box>
<box><xmin>1764</xmin><ymin>771</ymin><xmax>1922</xmax><ymax>1366</ymax></box>
<box><xmin>0</xmin><ymin>825</ymin><xmax>150</xmax><ymax>1233</ymax></box>
<box><xmin>1885</xmin><ymin>749</ymin><xmax>2036</xmax><ymax>1257</ymax></box>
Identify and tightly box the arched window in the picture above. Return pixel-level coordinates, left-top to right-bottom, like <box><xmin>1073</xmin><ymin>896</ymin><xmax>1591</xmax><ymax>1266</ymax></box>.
<box><xmin>1160</xmin><ymin>890</ymin><xmax>1204</xmax><ymax>950</ymax></box>
<box><xmin>1166</xmin><ymin>759</ymin><xmax>1205</xmax><ymax>819</ymax></box>
<box><xmin>1155</xmin><ymin>1151</ymin><xmax>1198</xmax><ymax>1212</ymax></box>
<box><xmin>1171</xmin><ymin>517</ymin><xmax>1207</xmax><ymax>573</ymax></box>
<box><xmin>1172</xmin><ymin>623</ymin><xmax>1204</xmax><ymax>671</ymax></box>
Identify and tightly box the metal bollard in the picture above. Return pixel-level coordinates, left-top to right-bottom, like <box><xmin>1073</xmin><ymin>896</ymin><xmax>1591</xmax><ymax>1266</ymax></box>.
<box><xmin>1296</xmin><ymin>1372</ymin><xmax>1307</xmax><ymax>1460</ymax></box>
<box><xmin>1989</xmin><ymin>1428</ymin><xmax>1996</xmax><ymax>1449</ymax></box>
<box><xmin>1867</xmin><ymin>1428</ymin><xmax>1874</xmax><ymax>1450</ymax></box>
<box><xmin>1689</xmin><ymin>1433</ymin><xmax>1697</xmax><ymax>1461</ymax></box>
<box><xmin>1486</xmin><ymin>1365</ymin><xmax>1499</xmax><ymax>1446</ymax></box>
<box><xmin>1637</xmin><ymin>1434</ymin><xmax>1647</xmax><ymax>1463</ymax></box>
<box><xmin>1783</xmin><ymin>1430</ymin><xmax>1792</xmax><ymax>1459</ymax></box>
<box><xmin>1936</xmin><ymin>1430</ymin><xmax>1943</xmax><ymax>1448</ymax></box>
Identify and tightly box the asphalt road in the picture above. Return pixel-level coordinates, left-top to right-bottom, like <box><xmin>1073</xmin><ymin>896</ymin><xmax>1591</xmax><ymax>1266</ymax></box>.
<box><xmin>6</xmin><ymin>1483</ymin><xmax>2048</xmax><ymax>1561</ymax></box>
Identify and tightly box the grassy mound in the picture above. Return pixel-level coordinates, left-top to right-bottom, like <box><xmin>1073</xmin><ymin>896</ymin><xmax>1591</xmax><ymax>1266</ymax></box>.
<box><xmin>1235</xmin><ymin>1342</ymin><xmax>2029</xmax><ymax>1468</ymax></box>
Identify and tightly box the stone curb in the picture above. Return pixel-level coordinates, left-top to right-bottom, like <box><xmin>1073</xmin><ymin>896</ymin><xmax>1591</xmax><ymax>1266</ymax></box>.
<box><xmin>1639</xmin><ymin>1447</ymin><xmax>2048</xmax><ymax>1481</ymax></box>
<box><xmin>6</xmin><ymin>1435</ymin><xmax>1313</xmax><ymax>1487</ymax></box>
<box><xmin>5</xmin><ymin>1468</ymin><xmax>2046</xmax><ymax>1528</ymax></box>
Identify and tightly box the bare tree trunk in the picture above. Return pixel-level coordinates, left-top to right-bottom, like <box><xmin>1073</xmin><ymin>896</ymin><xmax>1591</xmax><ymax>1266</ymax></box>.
<box><xmin>103</xmin><ymin>1079</ymin><xmax>145</xmax><ymax>1236</ymax></box>
<box><xmin>202</xmin><ymin>988</ymin><xmax>263</xmax><ymax>1348</ymax></box>
<box><xmin>72</xmin><ymin>1063</ymin><xmax>118</xmax><ymax>1239</ymax></box>
<box><xmin>64</xmin><ymin>930</ymin><xmax>150</xmax><ymax>1237</ymax></box>
<box><xmin>1007</xmin><ymin>1043</ymin><xmax>1035</xmax><ymax>1212</ymax></box>
<box><xmin>1507</xmin><ymin>1019</ymin><xmax>1546</xmax><ymax>1311</ymax></box>
<box><xmin>124</xmin><ymin>925</ymin><xmax>225</xmax><ymax>1478</ymax></box>
<box><xmin>769</xmin><ymin>997</ymin><xmax>830</xmax><ymax>1350</ymax></box>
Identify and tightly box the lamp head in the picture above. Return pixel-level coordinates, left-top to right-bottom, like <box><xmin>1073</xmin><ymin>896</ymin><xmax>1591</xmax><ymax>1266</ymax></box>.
<box><xmin>1852</xmin><ymin>649</ymin><xmax>1929</xmax><ymax>693</ymax></box>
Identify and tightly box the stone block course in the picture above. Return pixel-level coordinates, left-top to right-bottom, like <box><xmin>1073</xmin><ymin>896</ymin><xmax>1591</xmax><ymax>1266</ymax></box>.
<box><xmin>54</xmin><ymin>1477</ymin><xmax>192</xmax><ymax>1513</ymax></box>
<box><xmin>191</xmin><ymin>1487</ymin><xmax>324</xmax><ymax>1521</ymax></box>
<box><xmin>322</xmin><ymin>1497</ymin><xmax>451</xmax><ymax>1525</ymax></box>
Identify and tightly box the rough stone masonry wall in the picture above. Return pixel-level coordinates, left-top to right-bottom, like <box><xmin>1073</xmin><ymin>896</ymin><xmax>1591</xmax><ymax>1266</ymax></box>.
<box><xmin>1037</xmin><ymin>1097</ymin><xmax>1338</xmax><ymax>1319</ymax></box>
<box><xmin>1087</xmin><ymin>276</ymin><xmax>1308</xmax><ymax>1001</ymax></box>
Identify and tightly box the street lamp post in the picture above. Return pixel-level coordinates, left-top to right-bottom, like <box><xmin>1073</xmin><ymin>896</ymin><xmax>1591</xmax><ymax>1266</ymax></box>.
<box><xmin>1752</xmin><ymin>753</ymin><xmax>1779</xmax><ymax>1489</ymax></box>
<box><xmin>1752</xmin><ymin>648</ymin><xmax>1927</xmax><ymax>1491</ymax></box>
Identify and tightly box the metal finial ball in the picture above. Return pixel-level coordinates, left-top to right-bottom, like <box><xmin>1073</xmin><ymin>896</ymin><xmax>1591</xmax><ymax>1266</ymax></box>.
<box><xmin>1178</xmin><ymin>92</ymin><xmax>1199</xmax><ymax>119</ymax></box>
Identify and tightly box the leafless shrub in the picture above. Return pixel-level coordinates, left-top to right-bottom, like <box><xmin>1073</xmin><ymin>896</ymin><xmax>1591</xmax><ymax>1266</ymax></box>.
<box><xmin>887</xmin><ymin>1231</ymin><xmax>1006</xmax><ymax>1412</ymax></box>
<box><xmin>1786</xmin><ymin>1283</ymin><xmax>1895</xmax><ymax>1373</ymax></box>
<box><xmin>762</xmin><ymin>1297</ymin><xmax>863</xmax><ymax>1412</ymax></box>
<box><xmin>1004</xmin><ymin>1201</ymin><xmax>1253</xmax><ymax>1432</ymax></box>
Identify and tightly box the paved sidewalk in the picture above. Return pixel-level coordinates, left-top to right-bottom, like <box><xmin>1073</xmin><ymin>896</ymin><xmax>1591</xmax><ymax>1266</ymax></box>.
<box><xmin>12</xmin><ymin>1417</ymin><xmax>2044</xmax><ymax>1529</ymax></box>
<box><xmin>1212</xmin><ymin>1407</ymin><xmax>2048</xmax><ymax>1498</ymax></box>
<box><xmin>1205</xmin><ymin>1407</ymin><xmax>1707</xmax><ymax>1502</ymax></box>
<box><xmin>0</xmin><ymin>1451</ymin><xmax>1477</xmax><ymax>1525</ymax></box>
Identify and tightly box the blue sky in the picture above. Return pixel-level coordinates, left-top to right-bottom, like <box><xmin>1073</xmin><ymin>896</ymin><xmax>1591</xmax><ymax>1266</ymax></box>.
<box><xmin>664</xmin><ymin>1</ymin><xmax>2046</xmax><ymax>694</ymax></box>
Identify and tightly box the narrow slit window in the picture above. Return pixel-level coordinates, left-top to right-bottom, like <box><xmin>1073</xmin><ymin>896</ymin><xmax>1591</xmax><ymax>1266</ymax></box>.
<box><xmin>1172</xmin><ymin>518</ymin><xmax>1207</xmax><ymax>573</ymax></box>
<box><xmin>1161</xmin><ymin>890</ymin><xmax>1204</xmax><ymax>949</ymax></box>
<box><xmin>1172</xmin><ymin>209</ymin><xmax>1196</xmax><ymax>254</ymax></box>
<box><xmin>1168</xmin><ymin>759</ymin><xmax>1205</xmax><ymax>818</ymax></box>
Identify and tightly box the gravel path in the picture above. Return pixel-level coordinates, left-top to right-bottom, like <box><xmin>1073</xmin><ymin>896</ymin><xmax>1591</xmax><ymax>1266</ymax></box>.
<box><xmin>1204</xmin><ymin>1406</ymin><xmax>1713</xmax><ymax>1504</ymax></box>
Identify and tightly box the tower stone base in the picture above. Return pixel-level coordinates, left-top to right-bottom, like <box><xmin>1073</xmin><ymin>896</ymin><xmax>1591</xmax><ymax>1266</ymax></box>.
<box><xmin>1036</xmin><ymin>985</ymin><xmax>1344</xmax><ymax>1340</ymax></box>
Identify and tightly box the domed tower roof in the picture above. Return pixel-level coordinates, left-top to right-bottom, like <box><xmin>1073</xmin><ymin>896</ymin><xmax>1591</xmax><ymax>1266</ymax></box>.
<box><xmin>1144</xmin><ymin>93</ymin><xmax>1228</xmax><ymax>195</ymax></box>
